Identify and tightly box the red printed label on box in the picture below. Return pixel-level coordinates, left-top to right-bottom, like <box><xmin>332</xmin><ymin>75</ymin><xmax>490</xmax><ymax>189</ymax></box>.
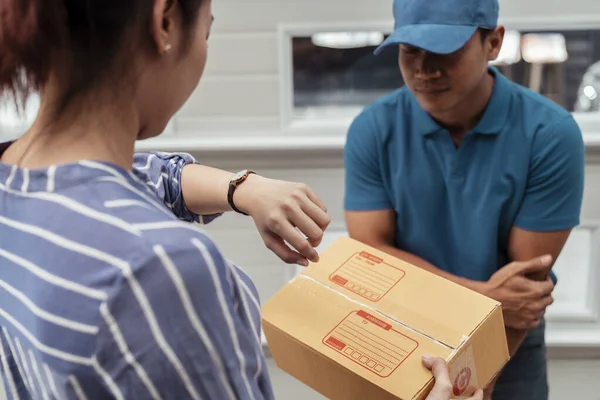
<box><xmin>359</xmin><ymin>251</ymin><xmax>384</xmax><ymax>264</ymax></box>
<box><xmin>322</xmin><ymin>310</ymin><xmax>419</xmax><ymax>378</ymax></box>
<box><xmin>329</xmin><ymin>252</ymin><xmax>406</xmax><ymax>302</ymax></box>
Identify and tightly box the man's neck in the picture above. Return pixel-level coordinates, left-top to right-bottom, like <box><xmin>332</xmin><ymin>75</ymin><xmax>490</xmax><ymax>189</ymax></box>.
<box><xmin>430</xmin><ymin>71</ymin><xmax>495</xmax><ymax>141</ymax></box>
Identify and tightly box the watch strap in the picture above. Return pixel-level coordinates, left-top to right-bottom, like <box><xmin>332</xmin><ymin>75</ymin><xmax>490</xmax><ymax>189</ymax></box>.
<box><xmin>227</xmin><ymin>171</ymin><xmax>255</xmax><ymax>215</ymax></box>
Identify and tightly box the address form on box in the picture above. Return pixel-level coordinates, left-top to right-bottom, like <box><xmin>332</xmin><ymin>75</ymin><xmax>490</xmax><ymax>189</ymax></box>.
<box><xmin>323</xmin><ymin>310</ymin><xmax>419</xmax><ymax>378</ymax></box>
<box><xmin>329</xmin><ymin>251</ymin><xmax>406</xmax><ymax>302</ymax></box>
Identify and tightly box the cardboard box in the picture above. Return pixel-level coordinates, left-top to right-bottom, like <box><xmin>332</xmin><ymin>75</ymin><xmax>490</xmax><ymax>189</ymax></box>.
<box><xmin>262</xmin><ymin>237</ymin><xmax>509</xmax><ymax>399</ymax></box>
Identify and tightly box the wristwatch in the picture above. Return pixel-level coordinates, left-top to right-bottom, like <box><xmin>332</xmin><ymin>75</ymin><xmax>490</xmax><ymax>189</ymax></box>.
<box><xmin>227</xmin><ymin>169</ymin><xmax>255</xmax><ymax>215</ymax></box>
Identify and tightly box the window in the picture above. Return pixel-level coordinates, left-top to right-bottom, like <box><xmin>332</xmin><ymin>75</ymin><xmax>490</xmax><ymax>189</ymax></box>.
<box><xmin>292</xmin><ymin>32</ymin><xmax>400</xmax><ymax>121</ymax></box>
<box><xmin>289</xmin><ymin>27</ymin><xmax>600</xmax><ymax>123</ymax></box>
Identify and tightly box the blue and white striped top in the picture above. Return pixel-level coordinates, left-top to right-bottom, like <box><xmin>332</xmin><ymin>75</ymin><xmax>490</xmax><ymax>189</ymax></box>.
<box><xmin>0</xmin><ymin>143</ymin><xmax>274</xmax><ymax>400</ymax></box>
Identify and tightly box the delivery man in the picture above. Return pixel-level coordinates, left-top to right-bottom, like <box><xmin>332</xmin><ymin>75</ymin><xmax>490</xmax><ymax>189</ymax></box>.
<box><xmin>343</xmin><ymin>0</ymin><xmax>585</xmax><ymax>399</ymax></box>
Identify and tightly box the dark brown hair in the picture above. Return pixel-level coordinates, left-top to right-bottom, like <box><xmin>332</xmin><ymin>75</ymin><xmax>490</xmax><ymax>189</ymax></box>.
<box><xmin>478</xmin><ymin>28</ymin><xmax>493</xmax><ymax>43</ymax></box>
<box><xmin>0</xmin><ymin>0</ymin><xmax>205</xmax><ymax>112</ymax></box>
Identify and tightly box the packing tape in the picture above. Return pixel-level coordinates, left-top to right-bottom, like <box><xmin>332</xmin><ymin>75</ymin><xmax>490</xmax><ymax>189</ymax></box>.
<box><xmin>447</xmin><ymin>342</ymin><xmax>479</xmax><ymax>399</ymax></box>
<box><xmin>293</xmin><ymin>274</ymin><xmax>455</xmax><ymax>351</ymax></box>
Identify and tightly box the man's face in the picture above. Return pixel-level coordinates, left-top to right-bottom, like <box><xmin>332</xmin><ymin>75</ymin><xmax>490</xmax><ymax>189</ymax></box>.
<box><xmin>398</xmin><ymin>28</ymin><xmax>504</xmax><ymax>115</ymax></box>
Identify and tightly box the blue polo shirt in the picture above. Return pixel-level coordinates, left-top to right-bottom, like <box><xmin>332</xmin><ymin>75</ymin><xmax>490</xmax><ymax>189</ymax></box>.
<box><xmin>344</xmin><ymin>67</ymin><xmax>585</xmax><ymax>282</ymax></box>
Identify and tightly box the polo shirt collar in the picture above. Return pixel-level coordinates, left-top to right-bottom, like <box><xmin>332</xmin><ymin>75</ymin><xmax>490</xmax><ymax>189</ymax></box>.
<box><xmin>412</xmin><ymin>102</ymin><xmax>440</xmax><ymax>135</ymax></box>
<box><xmin>473</xmin><ymin>66</ymin><xmax>511</xmax><ymax>135</ymax></box>
<box><xmin>412</xmin><ymin>66</ymin><xmax>511</xmax><ymax>136</ymax></box>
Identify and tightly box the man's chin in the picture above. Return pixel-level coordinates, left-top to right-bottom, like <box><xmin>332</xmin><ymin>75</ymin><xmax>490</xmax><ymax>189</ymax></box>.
<box><xmin>416</xmin><ymin>98</ymin><xmax>455</xmax><ymax>115</ymax></box>
<box><xmin>419</xmin><ymin>102</ymin><xmax>452</xmax><ymax>115</ymax></box>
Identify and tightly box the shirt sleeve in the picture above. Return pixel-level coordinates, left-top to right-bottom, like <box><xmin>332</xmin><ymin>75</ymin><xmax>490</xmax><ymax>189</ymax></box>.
<box><xmin>514</xmin><ymin>115</ymin><xmax>585</xmax><ymax>231</ymax></box>
<box><xmin>132</xmin><ymin>152</ymin><xmax>222</xmax><ymax>224</ymax></box>
<box><xmin>344</xmin><ymin>109</ymin><xmax>393</xmax><ymax>211</ymax></box>
<box><xmin>93</xmin><ymin>234</ymin><xmax>273</xmax><ymax>400</ymax></box>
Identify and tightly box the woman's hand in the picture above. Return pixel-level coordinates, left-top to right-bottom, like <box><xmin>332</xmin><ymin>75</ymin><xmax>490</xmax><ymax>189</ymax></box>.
<box><xmin>235</xmin><ymin>174</ymin><xmax>331</xmax><ymax>266</ymax></box>
<box><xmin>422</xmin><ymin>356</ymin><xmax>483</xmax><ymax>400</ymax></box>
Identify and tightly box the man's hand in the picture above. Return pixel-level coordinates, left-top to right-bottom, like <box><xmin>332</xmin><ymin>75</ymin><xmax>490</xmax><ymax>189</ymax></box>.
<box><xmin>480</xmin><ymin>255</ymin><xmax>555</xmax><ymax>330</ymax></box>
<box><xmin>423</xmin><ymin>356</ymin><xmax>483</xmax><ymax>400</ymax></box>
<box><xmin>235</xmin><ymin>175</ymin><xmax>331</xmax><ymax>266</ymax></box>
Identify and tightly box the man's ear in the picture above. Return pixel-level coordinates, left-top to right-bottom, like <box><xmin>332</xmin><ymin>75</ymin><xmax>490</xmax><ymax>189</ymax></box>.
<box><xmin>487</xmin><ymin>26</ymin><xmax>505</xmax><ymax>62</ymax></box>
<box><xmin>150</xmin><ymin>0</ymin><xmax>177</xmax><ymax>55</ymax></box>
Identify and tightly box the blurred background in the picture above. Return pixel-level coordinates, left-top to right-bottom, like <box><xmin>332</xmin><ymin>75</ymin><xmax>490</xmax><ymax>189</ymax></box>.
<box><xmin>2</xmin><ymin>0</ymin><xmax>600</xmax><ymax>399</ymax></box>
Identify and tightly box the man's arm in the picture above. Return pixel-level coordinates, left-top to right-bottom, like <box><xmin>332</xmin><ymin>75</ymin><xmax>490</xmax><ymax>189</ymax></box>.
<box><xmin>503</xmin><ymin>228</ymin><xmax>571</xmax><ymax>355</ymax></box>
<box><xmin>503</xmin><ymin>114</ymin><xmax>585</xmax><ymax>354</ymax></box>
<box><xmin>477</xmin><ymin>228</ymin><xmax>571</xmax><ymax>399</ymax></box>
<box><xmin>345</xmin><ymin>209</ymin><xmax>484</xmax><ymax>292</ymax></box>
<box><xmin>481</xmin><ymin>115</ymin><xmax>585</xmax><ymax>399</ymax></box>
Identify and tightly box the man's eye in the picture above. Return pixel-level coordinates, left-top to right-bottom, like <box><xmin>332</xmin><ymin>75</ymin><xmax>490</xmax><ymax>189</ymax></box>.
<box><xmin>401</xmin><ymin>47</ymin><xmax>419</xmax><ymax>55</ymax></box>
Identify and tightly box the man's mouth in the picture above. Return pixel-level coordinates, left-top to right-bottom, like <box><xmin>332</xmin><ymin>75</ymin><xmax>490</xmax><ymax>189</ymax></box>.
<box><xmin>415</xmin><ymin>87</ymin><xmax>449</xmax><ymax>94</ymax></box>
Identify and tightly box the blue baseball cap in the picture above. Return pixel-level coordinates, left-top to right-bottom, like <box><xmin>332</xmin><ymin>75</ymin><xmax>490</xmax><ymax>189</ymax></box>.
<box><xmin>374</xmin><ymin>0</ymin><xmax>499</xmax><ymax>55</ymax></box>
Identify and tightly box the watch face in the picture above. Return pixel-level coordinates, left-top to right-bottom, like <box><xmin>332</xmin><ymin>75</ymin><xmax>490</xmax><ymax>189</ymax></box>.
<box><xmin>233</xmin><ymin>169</ymin><xmax>248</xmax><ymax>182</ymax></box>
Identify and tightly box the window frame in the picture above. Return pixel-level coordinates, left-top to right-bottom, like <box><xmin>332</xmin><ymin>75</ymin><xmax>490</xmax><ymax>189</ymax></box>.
<box><xmin>278</xmin><ymin>15</ymin><xmax>600</xmax><ymax>137</ymax></box>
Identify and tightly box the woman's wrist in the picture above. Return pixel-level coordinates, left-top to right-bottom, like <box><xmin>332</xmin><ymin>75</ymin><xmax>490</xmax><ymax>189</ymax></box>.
<box><xmin>231</xmin><ymin>173</ymin><xmax>262</xmax><ymax>215</ymax></box>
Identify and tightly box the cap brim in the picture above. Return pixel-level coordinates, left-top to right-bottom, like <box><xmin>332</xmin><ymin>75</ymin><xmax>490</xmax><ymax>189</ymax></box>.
<box><xmin>374</xmin><ymin>24</ymin><xmax>478</xmax><ymax>55</ymax></box>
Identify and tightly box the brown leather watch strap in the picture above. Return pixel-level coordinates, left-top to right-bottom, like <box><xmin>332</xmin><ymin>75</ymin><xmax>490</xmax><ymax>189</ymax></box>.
<box><xmin>227</xmin><ymin>170</ymin><xmax>255</xmax><ymax>215</ymax></box>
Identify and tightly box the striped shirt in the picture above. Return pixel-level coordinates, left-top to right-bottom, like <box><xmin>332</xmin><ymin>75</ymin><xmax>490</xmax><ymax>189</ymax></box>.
<box><xmin>0</xmin><ymin>143</ymin><xmax>274</xmax><ymax>400</ymax></box>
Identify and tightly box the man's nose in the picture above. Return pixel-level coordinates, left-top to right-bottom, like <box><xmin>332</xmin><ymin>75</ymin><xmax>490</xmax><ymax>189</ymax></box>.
<box><xmin>415</xmin><ymin>68</ymin><xmax>442</xmax><ymax>80</ymax></box>
<box><xmin>414</xmin><ymin>53</ymin><xmax>443</xmax><ymax>79</ymax></box>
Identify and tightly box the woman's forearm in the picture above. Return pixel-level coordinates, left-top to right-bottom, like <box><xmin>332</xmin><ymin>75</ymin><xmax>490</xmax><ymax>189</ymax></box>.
<box><xmin>180</xmin><ymin>164</ymin><xmax>258</xmax><ymax>215</ymax></box>
<box><xmin>180</xmin><ymin>164</ymin><xmax>234</xmax><ymax>215</ymax></box>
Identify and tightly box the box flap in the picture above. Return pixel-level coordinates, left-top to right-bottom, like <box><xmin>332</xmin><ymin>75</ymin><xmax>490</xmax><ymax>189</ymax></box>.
<box><xmin>302</xmin><ymin>237</ymin><xmax>500</xmax><ymax>348</ymax></box>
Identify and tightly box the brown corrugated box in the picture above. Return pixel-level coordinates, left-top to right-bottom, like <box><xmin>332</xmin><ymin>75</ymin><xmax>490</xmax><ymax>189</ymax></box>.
<box><xmin>262</xmin><ymin>237</ymin><xmax>509</xmax><ymax>399</ymax></box>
